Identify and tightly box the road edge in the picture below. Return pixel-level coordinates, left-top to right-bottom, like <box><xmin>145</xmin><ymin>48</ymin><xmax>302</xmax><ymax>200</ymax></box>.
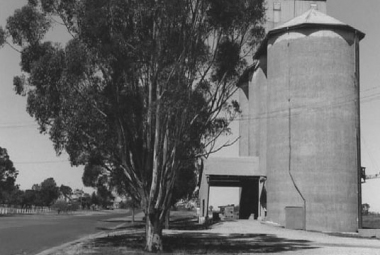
<box><xmin>35</xmin><ymin>221</ymin><xmax>130</xmax><ymax>255</ymax></box>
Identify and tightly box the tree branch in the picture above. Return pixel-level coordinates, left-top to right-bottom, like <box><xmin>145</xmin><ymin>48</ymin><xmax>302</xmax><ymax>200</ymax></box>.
<box><xmin>5</xmin><ymin>41</ymin><xmax>21</xmax><ymax>53</ymax></box>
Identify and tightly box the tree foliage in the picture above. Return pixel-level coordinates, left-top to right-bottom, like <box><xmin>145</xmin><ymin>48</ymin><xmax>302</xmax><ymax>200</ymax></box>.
<box><xmin>0</xmin><ymin>147</ymin><xmax>19</xmax><ymax>204</ymax></box>
<box><xmin>1</xmin><ymin>0</ymin><xmax>265</xmax><ymax>251</ymax></box>
<box><xmin>21</xmin><ymin>189</ymin><xmax>37</xmax><ymax>208</ymax></box>
<box><xmin>171</xmin><ymin>161</ymin><xmax>198</xmax><ymax>206</ymax></box>
<box><xmin>30</xmin><ymin>177</ymin><xmax>60</xmax><ymax>207</ymax></box>
<box><xmin>59</xmin><ymin>184</ymin><xmax>73</xmax><ymax>200</ymax></box>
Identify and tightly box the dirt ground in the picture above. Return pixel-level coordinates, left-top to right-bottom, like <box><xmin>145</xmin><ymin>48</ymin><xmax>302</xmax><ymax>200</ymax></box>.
<box><xmin>42</xmin><ymin>211</ymin><xmax>380</xmax><ymax>255</ymax></box>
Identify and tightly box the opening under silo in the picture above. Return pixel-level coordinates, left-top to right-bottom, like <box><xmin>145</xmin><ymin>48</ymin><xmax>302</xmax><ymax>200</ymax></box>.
<box><xmin>207</xmin><ymin>175</ymin><xmax>260</xmax><ymax>220</ymax></box>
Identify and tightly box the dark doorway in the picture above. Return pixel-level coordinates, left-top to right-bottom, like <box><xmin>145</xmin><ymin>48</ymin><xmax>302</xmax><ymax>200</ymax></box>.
<box><xmin>207</xmin><ymin>175</ymin><xmax>260</xmax><ymax>220</ymax></box>
<box><xmin>239</xmin><ymin>179</ymin><xmax>259</xmax><ymax>219</ymax></box>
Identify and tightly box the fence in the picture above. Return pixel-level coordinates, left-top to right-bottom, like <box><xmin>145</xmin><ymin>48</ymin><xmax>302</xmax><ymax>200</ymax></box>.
<box><xmin>0</xmin><ymin>206</ymin><xmax>51</xmax><ymax>215</ymax></box>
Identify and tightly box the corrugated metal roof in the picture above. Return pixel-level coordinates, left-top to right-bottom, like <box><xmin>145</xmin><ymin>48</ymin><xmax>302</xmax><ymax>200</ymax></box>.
<box><xmin>274</xmin><ymin>8</ymin><xmax>346</xmax><ymax>30</ymax></box>
<box><xmin>271</xmin><ymin>9</ymin><xmax>365</xmax><ymax>39</ymax></box>
<box><xmin>253</xmin><ymin>8</ymin><xmax>365</xmax><ymax>59</ymax></box>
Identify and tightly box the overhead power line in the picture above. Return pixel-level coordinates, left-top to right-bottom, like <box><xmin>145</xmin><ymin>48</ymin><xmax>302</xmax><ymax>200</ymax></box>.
<box><xmin>14</xmin><ymin>159</ymin><xmax>70</xmax><ymax>165</ymax></box>
<box><xmin>0</xmin><ymin>85</ymin><xmax>380</xmax><ymax>128</ymax></box>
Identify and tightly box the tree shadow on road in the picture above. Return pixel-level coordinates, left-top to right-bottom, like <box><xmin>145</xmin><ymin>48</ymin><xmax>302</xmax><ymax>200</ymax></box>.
<box><xmin>96</xmin><ymin>222</ymin><xmax>145</xmax><ymax>231</ymax></box>
<box><xmin>90</xmin><ymin>232</ymin><xmax>146</xmax><ymax>251</ymax></box>
<box><xmin>91</xmin><ymin>231</ymin><xmax>318</xmax><ymax>254</ymax></box>
<box><xmin>91</xmin><ymin>218</ymin><xmax>319</xmax><ymax>254</ymax></box>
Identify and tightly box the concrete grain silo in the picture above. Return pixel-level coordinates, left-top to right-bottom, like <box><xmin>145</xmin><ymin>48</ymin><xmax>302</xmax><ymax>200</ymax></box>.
<box><xmin>198</xmin><ymin>1</ymin><xmax>366</xmax><ymax>233</ymax></box>
<box><xmin>252</xmin><ymin>56</ymin><xmax>268</xmax><ymax>176</ymax></box>
<box><xmin>262</xmin><ymin>9</ymin><xmax>365</xmax><ymax>232</ymax></box>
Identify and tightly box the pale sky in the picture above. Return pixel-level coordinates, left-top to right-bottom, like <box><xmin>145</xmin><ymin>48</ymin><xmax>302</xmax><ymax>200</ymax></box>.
<box><xmin>1</xmin><ymin>1</ymin><xmax>380</xmax><ymax>210</ymax></box>
<box><xmin>0</xmin><ymin>0</ymin><xmax>91</xmax><ymax>192</ymax></box>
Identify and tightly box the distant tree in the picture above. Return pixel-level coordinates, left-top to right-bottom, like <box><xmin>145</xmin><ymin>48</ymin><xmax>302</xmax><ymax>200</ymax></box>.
<box><xmin>52</xmin><ymin>199</ymin><xmax>80</xmax><ymax>213</ymax></box>
<box><xmin>362</xmin><ymin>203</ymin><xmax>370</xmax><ymax>215</ymax></box>
<box><xmin>83</xmin><ymin>163</ymin><xmax>139</xmax><ymax>213</ymax></box>
<box><xmin>171</xmin><ymin>161</ymin><xmax>198</xmax><ymax>207</ymax></box>
<box><xmin>90</xmin><ymin>191</ymin><xmax>99</xmax><ymax>207</ymax></box>
<box><xmin>51</xmin><ymin>200</ymin><xmax>69</xmax><ymax>214</ymax></box>
<box><xmin>125</xmin><ymin>197</ymin><xmax>140</xmax><ymax>223</ymax></box>
<box><xmin>6</xmin><ymin>186</ymin><xmax>24</xmax><ymax>206</ymax></box>
<box><xmin>81</xmin><ymin>193</ymin><xmax>91</xmax><ymax>209</ymax></box>
<box><xmin>73</xmin><ymin>189</ymin><xmax>84</xmax><ymax>198</ymax></box>
<box><xmin>34</xmin><ymin>177</ymin><xmax>60</xmax><ymax>207</ymax></box>
<box><xmin>97</xmin><ymin>185</ymin><xmax>114</xmax><ymax>209</ymax></box>
<box><xmin>0</xmin><ymin>185</ymin><xmax>24</xmax><ymax>206</ymax></box>
<box><xmin>21</xmin><ymin>189</ymin><xmax>36</xmax><ymax>208</ymax></box>
<box><xmin>59</xmin><ymin>184</ymin><xmax>72</xmax><ymax>201</ymax></box>
<box><xmin>0</xmin><ymin>147</ymin><xmax>19</xmax><ymax>204</ymax></box>
<box><xmin>72</xmin><ymin>189</ymin><xmax>84</xmax><ymax>208</ymax></box>
<box><xmin>31</xmin><ymin>183</ymin><xmax>44</xmax><ymax>206</ymax></box>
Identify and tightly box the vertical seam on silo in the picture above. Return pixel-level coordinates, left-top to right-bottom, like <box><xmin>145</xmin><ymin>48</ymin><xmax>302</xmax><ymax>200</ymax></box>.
<box><xmin>286</xmin><ymin>27</ymin><xmax>307</xmax><ymax>230</ymax></box>
<box><xmin>355</xmin><ymin>30</ymin><xmax>362</xmax><ymax>229</ymax></box>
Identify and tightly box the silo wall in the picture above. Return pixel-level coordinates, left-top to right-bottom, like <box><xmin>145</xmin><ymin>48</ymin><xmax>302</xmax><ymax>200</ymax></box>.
<box><xmin>266</xmin><ymin>27</ymin><xmax>360</xmax><ymax>232</ymax></box>
<box><xmin>239</xmin><ymin>84</ymin><xmax>249</xmax><ymax>156</ymax></box>
<box><xmin>255</xmin><ymin>56</ymin><xmax>268</xmax><ymax>176</ymax></box>
<box><xmin>249</xmin><ymin>65</ymin><xmax>261</xmax><ymax>157</ymax></box>
<box><xmin>252</xmin><ymin>55</ymin><xmax>268</xmax><ymax>217</ymax></box>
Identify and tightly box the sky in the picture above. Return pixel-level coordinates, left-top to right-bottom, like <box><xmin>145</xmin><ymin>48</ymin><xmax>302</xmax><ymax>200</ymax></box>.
<box><xmin>1</xmin><ymin>1</ymin><xmax>380</xmax><ymax>209</ymax></box>
<box><xmin>0</xmin><ymin>0</ymin><xmax>91</xmax><ymax>192</ymax></box>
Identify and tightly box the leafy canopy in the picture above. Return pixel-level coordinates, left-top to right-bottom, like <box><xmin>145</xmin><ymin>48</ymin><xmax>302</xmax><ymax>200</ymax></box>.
<box><xmin>0</xmin><ymin>147</ymin><xmax>19</xmax><ymax>204</ymax></box>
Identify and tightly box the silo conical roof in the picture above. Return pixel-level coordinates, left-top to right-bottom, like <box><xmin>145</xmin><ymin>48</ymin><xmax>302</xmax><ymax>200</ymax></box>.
<box><xmin>270</xmin><ymin>8</ymin><xmax>365</xmax><ymax>39</ymax></box>
<box><xmin>274</xmin><ymin>9</ymin><xmax>345</xmax><ymax>30</ymax></box>
<box><xmin>254</xmin><ymin>9</ymin><xmax>365</xmax><ymax>59</ymax></box>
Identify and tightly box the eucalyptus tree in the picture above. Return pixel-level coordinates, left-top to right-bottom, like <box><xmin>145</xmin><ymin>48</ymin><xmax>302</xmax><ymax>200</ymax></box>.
<box><xmin>1</xmin><ymin>0</ymin><xmax>265</xmax><ymax>251</ymax></box>
<box><xmin>59</xmin><ymin>184</ymin><xmax>73</xmax><ymax>201</ymax></box>
<box><xmin>31</xmin><ymin>177</ymin><xmax>60</xmax><ymax>207</ymax></box>
<box><xmin>0</xmin><ymin>147</ymin><xmax>19</xmax><ymax>204</ymax></box>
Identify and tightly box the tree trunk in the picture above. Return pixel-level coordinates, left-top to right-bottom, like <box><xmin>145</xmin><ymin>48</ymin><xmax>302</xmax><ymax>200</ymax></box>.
<box><xmin>164</xmin><ymin>209</ymin><xmax>170</xmax><ymax>229</ymax></box>
<box><xmin>132</xmin><ymin>207</ymin><xmax>135</xmax><ymax>224</ymax></box>
<box><xmin>145</xmin><ymin>212</ymin><xmax>163</xmax><ymax>252</ymax></box>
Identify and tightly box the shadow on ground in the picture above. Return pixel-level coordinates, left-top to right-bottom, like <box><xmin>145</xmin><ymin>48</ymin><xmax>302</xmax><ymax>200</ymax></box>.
<box><xmin>96</xmin><ymin>223</ymin><xmax>145</xmax><ymax>231</ymax></box>
<box><xmin>164</xmin><ymin>232</ymin><xmax>317</xmax><ymax>254</ymax></box>
<box><xmin>90</xmin><ymin>215</ymin><xmax>319</xmax><ymax>254</ymax></box>
<box><xmin>91</xmin><ymin>231</ymin><xmax>318</xmax><ymax>254</ymax></box>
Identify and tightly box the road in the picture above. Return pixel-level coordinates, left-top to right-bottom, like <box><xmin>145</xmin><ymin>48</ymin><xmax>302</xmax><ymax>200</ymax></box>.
<box><xmin>0</xmin><ymin>210</ymin><xmax>130</xmax><ymax>255</ymax></box>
